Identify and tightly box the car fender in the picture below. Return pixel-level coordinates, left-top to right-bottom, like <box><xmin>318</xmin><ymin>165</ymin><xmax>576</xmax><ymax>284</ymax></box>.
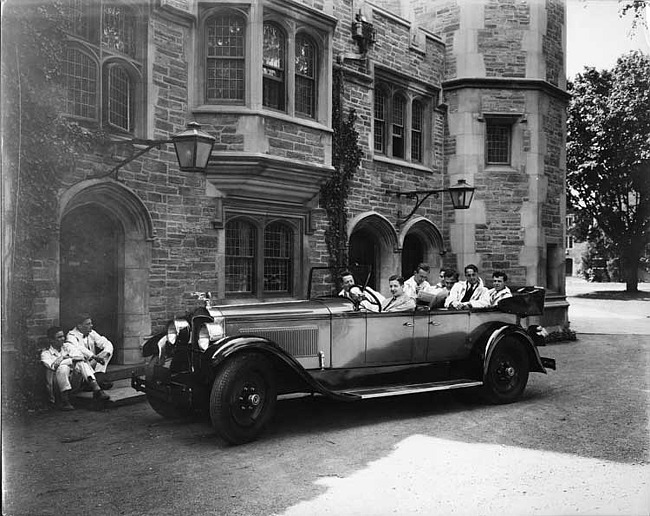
<box><xmin>205</xmin><ymin>336</ymin><xmax>353</xmax><ymax>400</ymax></box>
<box><xmin>484</xmin><ymin>325</ymin><xmax>547</xmax><ymax>376</ymax></box>
<box><xmin>142</xmin><ymin>331</ymin><xmax>168</xmax><ymax>358</ymax></box>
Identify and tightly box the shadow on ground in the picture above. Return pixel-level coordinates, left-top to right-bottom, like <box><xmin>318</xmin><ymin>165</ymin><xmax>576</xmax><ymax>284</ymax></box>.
<box><xmin>571</xmin><ymin>290</ymin><xmax>650</xmax><ymax>301</ymax></box>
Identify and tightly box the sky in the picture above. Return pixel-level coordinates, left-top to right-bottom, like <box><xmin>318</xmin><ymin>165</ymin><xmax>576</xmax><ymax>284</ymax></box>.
<box><xmin>566</xmin><ymin>0</ymin><xmax>650</xmax><ymax>78</ymax></box>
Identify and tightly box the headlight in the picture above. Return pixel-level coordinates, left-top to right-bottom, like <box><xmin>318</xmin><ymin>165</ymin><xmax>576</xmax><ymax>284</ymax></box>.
<box><xmin>167</xmin><ymin>319</ymin><xmax>190</xmax><ymax>345</ymax></box>
<box><xmin>197</xmin><ymin>319</ymin><xmax>225</xmax><ymax>350</ymax></box>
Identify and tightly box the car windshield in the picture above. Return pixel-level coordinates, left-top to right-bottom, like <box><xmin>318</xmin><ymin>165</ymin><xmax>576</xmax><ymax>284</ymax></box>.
<box><xmin>308</xmin><ymin>266</ymin><xmax>375</xmax><ymax>300</ymax></box>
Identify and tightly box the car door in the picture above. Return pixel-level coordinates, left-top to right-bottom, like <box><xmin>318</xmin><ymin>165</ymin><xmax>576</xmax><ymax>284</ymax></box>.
<box><xmin>365</xmin><ymin>311</ymin><xmax>414</xmax><ymax>365</ymax></box>
<box><xmin>425</xmin><ymin>309</ymin><xmax>471</xmax><ymax>362</ymax></box>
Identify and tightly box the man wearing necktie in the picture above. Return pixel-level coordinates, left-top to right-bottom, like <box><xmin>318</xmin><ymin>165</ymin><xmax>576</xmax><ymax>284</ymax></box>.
<box><xmin>445</xmin><ymin>264</ymin><xmax>490</xmax><ymax>309</ymax></box>
<box><xmin>382</xmin><ymin>275</ymin><xmax>416</xmax><ymax>312</ymax></box>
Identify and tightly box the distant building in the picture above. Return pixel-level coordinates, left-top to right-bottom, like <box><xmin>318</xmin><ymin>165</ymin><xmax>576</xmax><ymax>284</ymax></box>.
<box><xmin>3</xmin><ymin>0</ymin><xmax>569</xmax><ymax>366</ymax></box>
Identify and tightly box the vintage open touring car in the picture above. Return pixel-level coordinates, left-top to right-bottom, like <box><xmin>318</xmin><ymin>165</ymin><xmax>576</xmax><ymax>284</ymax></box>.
<box><xmin>132</xmin><ymin>269</ymin><xmax>556</xmax><ymax>444</ymax></box>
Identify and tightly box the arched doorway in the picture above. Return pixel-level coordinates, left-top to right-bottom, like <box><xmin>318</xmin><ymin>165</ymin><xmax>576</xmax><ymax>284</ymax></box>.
<box><xmin>349</xmin><ymin>229</ymin><xmax>380</xmax><ymax>289</ymax></box>
<box><xmin>399</xmin><ymin>217</ymin><xmax>444</xmax><ymax>278</ymax></box>
<box><xmin>347</xmin><ymin>212</ymin><xmax>399</xmax><ymax>294</ymax></box>
<box><xmin>60</xmin><ymin>205</ymin><xmax>121</xmax><ymax>344</ymax></box>
<box><xmin>59</xmin><ymin>179</ymin><xmax>154</xmax><ymax>365</ymax></box>
<box><xmin>402</xmin><ymin>233</ymin><xmax>425</xmax><ymax>279</ymax></box>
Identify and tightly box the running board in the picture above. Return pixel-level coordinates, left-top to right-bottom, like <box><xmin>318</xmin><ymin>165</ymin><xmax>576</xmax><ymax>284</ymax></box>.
<box><xmin>334</xmin><ymin>379</ymin><xmax>483</xmax><ymax>400</ymax></box>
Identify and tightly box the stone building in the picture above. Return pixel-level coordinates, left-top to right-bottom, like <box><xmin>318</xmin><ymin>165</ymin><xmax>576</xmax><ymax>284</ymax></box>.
<box><xmin>3</xmin><ymin>0</ymin><xmax>569</xmax><ymax>368</ymax></box>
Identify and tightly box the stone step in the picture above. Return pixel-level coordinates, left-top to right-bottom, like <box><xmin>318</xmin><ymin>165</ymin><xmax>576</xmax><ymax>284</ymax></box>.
<box><xmin>73</xmin><ymin>378</ymin><xmax>145</xmax><ymax>409</ymax></box>
<box><xmin>104</xmin><ymin>363</ymin><xmax>146</xmax><ymax>382</ymax></box>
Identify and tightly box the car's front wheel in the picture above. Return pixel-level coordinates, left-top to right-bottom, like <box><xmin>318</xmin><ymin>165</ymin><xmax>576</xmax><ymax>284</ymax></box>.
<box><xmin>210</xmin><ymin>353</ymin><xmax>277</xmax><ymax>445</ymax></box>
<box><xmin>482</xmin><ymin>336</ymin><xmax>529</xmax><ymax>404</ymax></box>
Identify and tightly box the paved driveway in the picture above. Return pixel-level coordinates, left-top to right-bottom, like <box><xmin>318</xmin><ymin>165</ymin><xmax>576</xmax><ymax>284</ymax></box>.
<box><xmin>3</xmin><ymin>277</ymin><xmax>649</xmax><ymax>516</ymax></box>
<box><xmin>566</xmin><ymin>277</ymin><xmax>650</xmax><ymax>335</ymax></box>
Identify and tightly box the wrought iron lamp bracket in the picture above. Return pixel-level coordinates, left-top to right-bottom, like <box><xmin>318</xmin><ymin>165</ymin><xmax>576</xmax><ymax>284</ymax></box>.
<box><xmin>386</xmin><ymin>188</ymin><xmax>444</xmax><ymax>227</ymax></box>
<box><xmin>99</xmin><ymin>138</ymin><xmax>173</xmax><ymax>181</ymax></box>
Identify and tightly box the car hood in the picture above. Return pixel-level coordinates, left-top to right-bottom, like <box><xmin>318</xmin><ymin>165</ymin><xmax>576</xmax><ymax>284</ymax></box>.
<box><xmin>209</xmin><ymin>297</ymin><xmax>353</xmax><ymax>321</ymax></box>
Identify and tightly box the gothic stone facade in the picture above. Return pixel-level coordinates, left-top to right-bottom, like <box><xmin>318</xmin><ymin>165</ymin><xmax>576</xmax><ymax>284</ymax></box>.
<box><xmin>9</xmin><ymin>0</ymin><xmax>568</xmax><ymax>365</ymax></box>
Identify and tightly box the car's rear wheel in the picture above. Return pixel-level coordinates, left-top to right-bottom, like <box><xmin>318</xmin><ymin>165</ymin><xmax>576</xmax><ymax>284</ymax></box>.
<box><xmin>145</xmin><ymin>357</ymin><xmax>192</xmax><ymax>419</ymax></box>
<box><xmin>210</xmin><ymin>353</ymin><xmax>277</xmax><ymax>445</ymax></box>
<box><xmin>482</xmin><ymin>336</ymin><xmax>529</xmax><ymax>404</ymax></box>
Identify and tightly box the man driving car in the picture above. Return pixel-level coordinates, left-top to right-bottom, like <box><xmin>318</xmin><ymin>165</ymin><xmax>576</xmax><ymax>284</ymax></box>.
<box><xmin>338</xmin><ymin>271</ymin><xmax>385</xmax><ymax>312</ymax></box>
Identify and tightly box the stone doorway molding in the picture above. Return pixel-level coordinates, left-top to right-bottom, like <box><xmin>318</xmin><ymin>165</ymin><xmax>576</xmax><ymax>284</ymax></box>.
<box><xmin>398</xmin><ymin>216</ymin><xmax>445</xmax><ymax>272</ymax></box>
<box><xmin>347</xmin><ymin>211</ymin><xmax>399</xmax><ymax>295</ymax></box>
<box><xmin>59</xmin><ymin>179</ymin><xmax>154</xmax><ymax>365</ymax></box>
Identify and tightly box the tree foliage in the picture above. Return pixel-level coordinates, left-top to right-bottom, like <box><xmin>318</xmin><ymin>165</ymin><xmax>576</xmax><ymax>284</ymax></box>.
<box><xmin>566</xmin><ymin>51</ymin><xmax>650</xmax><ymax>291</ymax></box>
<box><xmin>619</xmin><ymin>0</ymin><xmax>649</xmax><ymax>31</ymax></box>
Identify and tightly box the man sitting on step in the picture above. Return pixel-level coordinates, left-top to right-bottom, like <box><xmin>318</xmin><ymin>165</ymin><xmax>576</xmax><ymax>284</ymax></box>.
<box><xmin>41</xmin><ymin>326</ymin><xmax>110</xmax><ymax>411</ymax></box>
<box><xmin>65</xmin><ymin>313</ymin><xmax>114</xmax><ymax>390</ymax></box>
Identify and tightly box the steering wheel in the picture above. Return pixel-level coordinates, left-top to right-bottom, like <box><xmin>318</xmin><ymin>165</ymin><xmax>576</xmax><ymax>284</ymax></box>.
<box><xmin>351</xmin><ymin>284</ymin><xmax>382</xmax><ymax>313</ymax></box>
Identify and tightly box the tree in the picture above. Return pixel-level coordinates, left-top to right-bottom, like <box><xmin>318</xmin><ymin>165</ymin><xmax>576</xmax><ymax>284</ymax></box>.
<box><xmin>566</xmin><ymin>51</ymin><xmax>650</xmax><ymax>292</ymax></box>
<box><xmin>619</xmin><ymin>0</ymin><xmax>648</xmax><ymax>30</ymax></box>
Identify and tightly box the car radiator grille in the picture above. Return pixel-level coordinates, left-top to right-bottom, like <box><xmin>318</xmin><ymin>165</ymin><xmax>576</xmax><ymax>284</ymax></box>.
<box><xmin>238</xmin><ymin>325</ymin><xmax>319</xmax><ymax>357</ymax></box>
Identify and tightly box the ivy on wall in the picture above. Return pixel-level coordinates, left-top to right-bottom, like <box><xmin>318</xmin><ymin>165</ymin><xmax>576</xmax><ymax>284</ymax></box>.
<box><xmin>2</xmin><ymin>2</ymin><xmax>104</xmax><ymax>414</ymax></box>
<box><xmin>320</xmin><ymin>67</ymin><xmax>363</xmax><ymax>269</ymax></box>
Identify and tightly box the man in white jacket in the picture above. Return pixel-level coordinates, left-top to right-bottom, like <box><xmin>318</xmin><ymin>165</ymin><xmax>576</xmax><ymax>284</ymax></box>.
<box><xmin>65</xmin><ymin>314</ymin><xmax>114</xmax><ymax>390</ymax></box>
<box><xmin>487</xmin><ymin>271</ymin><xmax>513</xmax><ymax>307</ymax></box>
<box><xmin>403</xmin><ymin>263</ymin><xmax>431</xmax><ymax>300</ymax></box>
<box><xmin>445</xmin><ymin>264</ymin><xmax>490</xmax><ymax>309</ymax></box>
<box><xmin>41</xmin><ymin>326</ymin><xmax>110</xmax><ymax>410</ymax></box>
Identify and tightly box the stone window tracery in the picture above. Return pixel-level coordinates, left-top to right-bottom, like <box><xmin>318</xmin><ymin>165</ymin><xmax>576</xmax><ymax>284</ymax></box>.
<box><xmin>206</xmin><ymin>11</ymin><xmax>246</xmax><ymax>102</ymax></box>
<box><xmin>295</xmin><ymin>33</ymin><xmax>316</xmax><ymax>118</ymax></box>
<box><xmin>263</xmin><ymin>22</ymin><xmax>286</xmax><ymax>110</ymax></box>
<box><xmin>61</xmin><ymin>0</ymin><xmax>143</xmax><ymax>135</ymax></box>
<box><xmin>225</xmin><ymin>217</ymin><xmax>298</xmax><ymax>298</ymax></box>
<box><xmin>374</xmin><ymin>81</ymin><xmax>431</xmax><ymax>164</ymax></box>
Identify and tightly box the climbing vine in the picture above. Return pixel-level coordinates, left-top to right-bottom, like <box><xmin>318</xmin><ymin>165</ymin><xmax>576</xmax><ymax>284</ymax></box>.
<box><xmin>320</xmin><ymin>67</ymin><xmax>363</xmax><ymax>269</ymax></box>
<box><xmin>2</xmin><ymin>1</ymin><xmax>104</xmax><ymax>414</ymax></box>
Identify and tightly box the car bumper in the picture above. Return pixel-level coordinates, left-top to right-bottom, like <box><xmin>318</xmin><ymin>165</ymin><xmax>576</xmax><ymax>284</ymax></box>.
<box><xmin>132</xmin><ymin>373</ymin><xmax>194</xmax><ymax>406</ymax></box>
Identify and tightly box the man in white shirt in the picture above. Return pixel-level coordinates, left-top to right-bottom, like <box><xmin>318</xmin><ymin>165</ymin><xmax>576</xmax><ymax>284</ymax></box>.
<box><xmin>487</xmin><ymin>271</ymin><xmax>513</xmax><ymax>307</ymax></box>
<box><xmin>41</xmin><ymin>326</ymin><xmax>110</xmax><ymax>410</ymax></box>
<box><xmin>445</xmin><ymin>264</ymin><xmax>490</xmax><ymax>309</ymax></box>
<box><xmin>338</xmin><ymin>270</ymin><xmax>385</xmax><ymax>312</ymax></box>
<box><xmin>423</xmin><ymin>269</ymin><xmax>459</xmax><ymax>309</ymax></box>
<box><xmin>403</xmin><ymin>263</ymin><xmax>431</xmax><ymax>300</ymax></box>
<box><xmin>65</xmin><ymin>314</ymin><xmax>114</xmax><ymax>390</ymax></box>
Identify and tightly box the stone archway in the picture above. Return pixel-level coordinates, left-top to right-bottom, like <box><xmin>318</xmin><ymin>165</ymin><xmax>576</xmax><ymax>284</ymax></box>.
<box><xmin>398</xmin><ymin>217</ymin><xmax>444</xmax><ymax>277</ymax></box>
<box><xmin>347</xmin><ymin>212</ymin><xmax>399</xmax><ymax>294</ymax></box>
<box><xmin>60</xmin><ymin>180</ymin><xmax>153</xmax><ymax>365</ymax></box>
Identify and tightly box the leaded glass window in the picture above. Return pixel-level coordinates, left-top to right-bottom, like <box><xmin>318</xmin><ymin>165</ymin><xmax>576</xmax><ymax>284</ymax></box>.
<box><xmin>374</xmin><ymin>88</ymin><xmax>386</xmax><ymax>153</ymax></box>
<box><xmin>263</xmin><ymin>23</ymin><xmax>286</xmax><ymax>111</ymax></box>
<box><xmin>392</xmin><ymin>95</ymin><xmax>405</xmax><ymax>159</ymax></box>
<box><xmin>206</xmin><ymin>13</ymin><xmax>245</xmax><ymax>101</ymax></box>
<box><xmin>62</xmin><ymin>1</ymin><xmax>141</xmax><ymax>134</ymax></box>
<box><xmin>411</xmin><ymin>100</ymin><xmax>423</xmax><ymax>163</ymax></box>
<box><xmin>65</xmin><ymin>0</ymin><xmax>93</xmax><ymax>41</ymax></box>
<box><xmin>295</xmin><ymin>34</ymin><xmax>316</xmax><ymax>117</ymax></box>
<box><xmin>226</xmin><ymin>220</ymin><xmax>256</xmax><ymax>294</ymax></box>
<box><xmin>102</xmin><ymin>4</ymin><xmax>136</xmax><ymax>57</ymax></box>
<box><xmin>63</xmin><ymin>48</ymin><xmax>97</xmax><ymax>120</ymax></box>
<box><xmin>107</xmin><ymin>65</ymin><xmax>132</xmax><ymax>132</ymax></box>
<box><xmin>264</xmin><ymin>222</ymin><xmax>292</xmax><ymax>293</ymax></box>
<box><xmin>486</xmin><ymin>119</ymin><xmax>511</xmax><ymax>165</ymax></box>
